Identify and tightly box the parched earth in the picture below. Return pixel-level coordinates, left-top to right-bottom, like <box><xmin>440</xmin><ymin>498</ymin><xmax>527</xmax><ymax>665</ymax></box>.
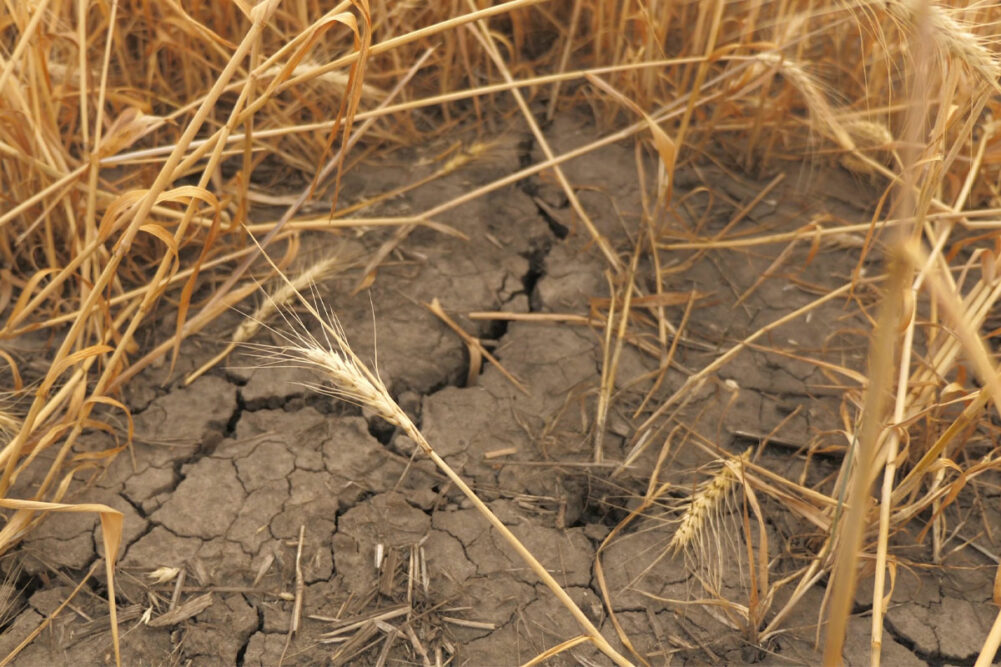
<box><xmin>1</xmin><ymin>113</ymin><xmax>996</xmax><ymax>665</ymax></box>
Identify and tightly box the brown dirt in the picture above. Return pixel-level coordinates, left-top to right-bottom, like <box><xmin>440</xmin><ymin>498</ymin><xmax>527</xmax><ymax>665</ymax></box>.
<box><xmin>3</xmin><ymin>113</ymin><xmax>992</xmax><ymax>666</ymax></box>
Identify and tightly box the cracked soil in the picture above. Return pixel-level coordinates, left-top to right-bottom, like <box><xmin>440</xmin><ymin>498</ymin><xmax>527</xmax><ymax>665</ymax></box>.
<box><xmin>2</xmin><ymin>114</ymin><xmax>993</xmax><ymax>666</ymax></box>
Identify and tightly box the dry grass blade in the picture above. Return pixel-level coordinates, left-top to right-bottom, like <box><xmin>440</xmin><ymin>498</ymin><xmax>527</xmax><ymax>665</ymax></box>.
<box><xmin>426</xmin><ymin>298</ymin><xmax>528</xmax><ymax>395</ymax></box>
<box><xmin>330</xmin><ymin>620</ymin><xmax>382</xmax><ymax>665</ymax></box>
<box><xmin>595</xmin><ymin>247</ymin><xmax>640</xmax><ymax>463</ymax></box>
<box><xmin>522</xmin><ymin>635</ymin><xmax>592</xmax><ymax>666</ymax></box>
<box><xmin>595</xmin><ymin>271</ymin><xmax>619</xmax><ymax>464</ymax></box>
<box><xmin>320</xmin><ymin>604</ymin><xmax>411</xmax><ymax>641</ymax></box>
<box><xmin>279</xmin><ymin>524</ymin><xmax>306</xmax><ymax>666</ymax></box>
<box><xmin>146</xmin><ymin>593</ymin><xmax>214</xmax><ymax>628</ymax></box>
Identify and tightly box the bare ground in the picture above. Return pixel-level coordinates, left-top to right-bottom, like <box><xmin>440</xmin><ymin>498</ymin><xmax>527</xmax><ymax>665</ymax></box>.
<box><xmin>2</xmin><ymin>113</ymin><xmax>994</xmax><ymax>666</ymax></box>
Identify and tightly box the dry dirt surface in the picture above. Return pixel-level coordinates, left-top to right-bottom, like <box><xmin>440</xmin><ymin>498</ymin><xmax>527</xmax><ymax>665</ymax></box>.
<box><xmin>3</xmin><ymin>114</ymin><xmax>993</xmax><ymax>666</ymax></box>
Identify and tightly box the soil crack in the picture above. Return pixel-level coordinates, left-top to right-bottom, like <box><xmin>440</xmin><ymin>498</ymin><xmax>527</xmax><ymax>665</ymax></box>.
<box><xmin>882</xmin><ymin>613</ymin><xmax>986</xmax><ymax>666</ymax></box>
<box><xmin>224</xmin><ymin>390</ymin><xmax>246</xmax><ymax>438</ymax></box>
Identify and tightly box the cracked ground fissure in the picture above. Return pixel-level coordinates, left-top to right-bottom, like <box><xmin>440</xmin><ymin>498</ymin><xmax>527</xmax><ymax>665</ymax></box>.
<box><xmin>4</xmin><ymin>114</ymin><xmax>984</xmax><ymax>665</ymax></box>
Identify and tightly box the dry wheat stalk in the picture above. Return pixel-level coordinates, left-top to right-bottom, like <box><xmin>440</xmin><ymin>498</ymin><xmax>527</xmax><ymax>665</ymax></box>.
<box><xmin>251</xmin><ymin>262</ymin><xmax>633</xmax><ymax>666</ymax></box>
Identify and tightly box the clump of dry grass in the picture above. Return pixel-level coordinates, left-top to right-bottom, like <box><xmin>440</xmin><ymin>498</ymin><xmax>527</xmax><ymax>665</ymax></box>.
<box><xmin>586</xmin><ymin>3</ymin><xmax>1001</xmax><ymax>663</ymax></box>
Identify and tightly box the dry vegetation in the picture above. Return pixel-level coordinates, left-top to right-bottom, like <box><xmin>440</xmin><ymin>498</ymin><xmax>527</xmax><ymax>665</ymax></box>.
<box><xmin>2</xmin><ymin>0</ymin><xmax>1001</xmax><ymax>664</ymax></box>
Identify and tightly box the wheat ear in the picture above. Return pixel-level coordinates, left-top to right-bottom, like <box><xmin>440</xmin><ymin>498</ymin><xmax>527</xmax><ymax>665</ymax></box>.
<box><xmin>884</xmin><ymin>0</ymin><xmax>1001</xmax><ymax>88</ymax></box>
<box><xmin>184</xmin><ymin>254</ymin><xmax>342</xmax><ymax>385</ymax></box>
<box><xmin>669</xmin><ymin>450</ymin><xmax>747</xmax><ymax>554</ymax></box>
